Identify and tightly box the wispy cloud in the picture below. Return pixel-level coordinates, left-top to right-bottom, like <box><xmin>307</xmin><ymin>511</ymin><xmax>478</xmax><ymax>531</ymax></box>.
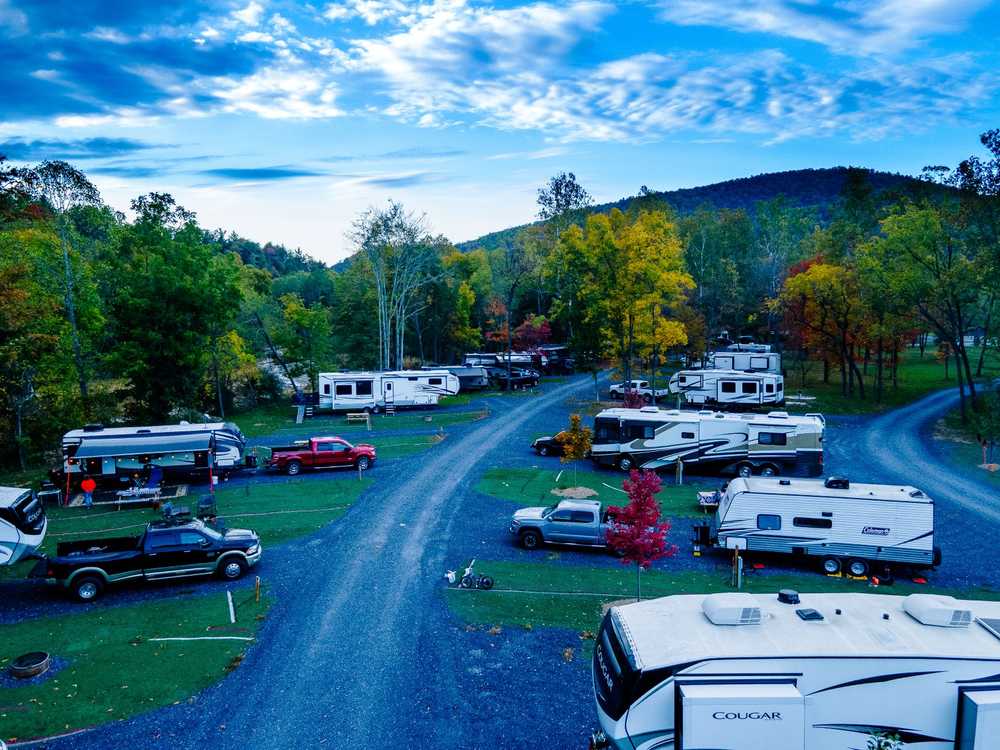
<box><xmin>0</xmin><ymin>136</ymin><xmax>169</xmax><ymax>160</ymax></box>
<box><xmin>356</xmin><ymin>171</ymin><xmax>439</xmax><ymax>187</ymax></box>
<box><xmin>199</xmin><ymin>166</ymin><xmax>326</xmax><ymax>180</ymax></box>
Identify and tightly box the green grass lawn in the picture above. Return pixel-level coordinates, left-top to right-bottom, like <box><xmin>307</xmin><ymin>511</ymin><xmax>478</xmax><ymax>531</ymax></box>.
<box><xmin>445</xmin><ymin>559</ymin><xmax>1000</xmax><ymax>633</ymax></box>
<box><xmin>0</xmin><ymin>592</ymin><xmax>269</xmax><ymax>743</ymax></box>
<box><xmin>935</xmin><ymin>405</ymin><xmax>1000</xmax><ymax>486</ymax></box>
<box><xmin>477</xmin><ymin>467</ymin><xmax>710</xmax><ymax>519</ymax></box>
<box><xmin>234</xmin><ymin>403</ymin><xmax>487</xmax><ymax>438</ymax></box>
<box><xmin>0</xmin><ymin>477</ymin><xmax>371</xmax><ymax>584</ymax></box>
<box><xmin>784</xmin><ymin>346</ymin><xmax>1000</xmax><ymax>416</ymax></box>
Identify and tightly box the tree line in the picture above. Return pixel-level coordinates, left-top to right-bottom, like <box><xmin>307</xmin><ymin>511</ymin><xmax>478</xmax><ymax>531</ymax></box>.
<box><xmin>1</xmin><ymin>131</ymin><xmax>998</xmax><ymax>471</ymax></box>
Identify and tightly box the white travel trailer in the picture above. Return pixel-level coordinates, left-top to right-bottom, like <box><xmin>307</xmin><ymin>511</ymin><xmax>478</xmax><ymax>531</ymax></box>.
<box><xmin>707</xmin><ymin>350</ymin><xmax>782</xmax><ymax>374</ymax></box>
<box><xmin>669</xmin><ymin>368</ymin><xmax>784</xmax><ymax>406</ymax></box>
<box><xmin>59</xmin><ymin>422</ymin><xmax>248</xmax><ymax>489</ymax></box>
<box><xmin>423</xmin><ymin>365</ymin><xmax>490</xmax><ymax>391</ymax></box>
<box><xmin>697</xmin><ymin>476</ymin><xmax>939</xmax><ymax>576</ymax></box>
<box><xmin>590</xmin><ymin>407</ymin><xmax>824</xmax><ymax>477</ymax></box>
<box><xmin>0</xmin><ymin>487</ymin><xmax>47</xmax><ymax>566</ymax></box>
<box><xmin>593</xmin><ymin>591</ymin><xmax>1000</xmax><ymax>750</ymax></box>
<box><xmin>317</xmin><ymin>369</ymin><xmax>459</xmax><ymax>412</ymax></box>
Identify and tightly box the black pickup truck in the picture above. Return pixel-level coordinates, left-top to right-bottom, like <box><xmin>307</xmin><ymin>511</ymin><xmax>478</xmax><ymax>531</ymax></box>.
<box><xmin>31</xmin><ymin>518</ymin><xmax>262</xmax><ymax>601</ymax></box>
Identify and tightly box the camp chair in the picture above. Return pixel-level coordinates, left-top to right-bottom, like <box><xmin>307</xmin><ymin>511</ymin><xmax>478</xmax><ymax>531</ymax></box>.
<box><xmin>196</xmin><ymin>494</ymin><xmax>218</xmax><ymax>520</ymax></box>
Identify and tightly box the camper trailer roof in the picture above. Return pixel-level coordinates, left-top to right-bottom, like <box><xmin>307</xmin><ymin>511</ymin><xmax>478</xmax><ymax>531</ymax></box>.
<box><xmin>729</xmin><ymin>476</ymin><xmax>931</xmax><ymax>504</ymax></box>
<box><xmin>675</xmin><ymin>368</ymin><xmax>778</xmax><ymax>379</ymax></box>
<box><xmin>0</xmin><ymin>486</ymin><xmax>31</xmax><ymax>507</ymax></box>
<box><xmin>612</xmin><ymin>592</ymin><xmax>1000</xmax><ymax>672</ymax></box>
<box><xmin>321</xmin><ymin>369</ymin><xmax>452</xmax><ymax>377</ymax></box>
<box><xmin>595</xmin><ymin>408</ymin><xmax>820</xmax><ymax>427</ymax></box>
<box><xmin>63</xmin><ymin>422</ymin><xmax>230</xmax><ymax>440</ymax></box>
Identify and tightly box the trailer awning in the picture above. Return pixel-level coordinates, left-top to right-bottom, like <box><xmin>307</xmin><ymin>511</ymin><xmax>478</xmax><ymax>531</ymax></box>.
<box><xmin>72</xmin><ymin>433</ymin><xmax>214</xmax><ymax>458</ymax></box>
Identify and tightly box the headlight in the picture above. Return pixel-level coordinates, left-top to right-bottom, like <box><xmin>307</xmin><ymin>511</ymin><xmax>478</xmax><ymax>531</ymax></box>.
<box><xmin>246</xmin><ymin>544</ymin><xmax>260</xmax><ymax>555</ymax></box>
<box><xmin>511</xmin><ymin>519</ymin><xmax>520</xmax><ymax>527</ymax></box>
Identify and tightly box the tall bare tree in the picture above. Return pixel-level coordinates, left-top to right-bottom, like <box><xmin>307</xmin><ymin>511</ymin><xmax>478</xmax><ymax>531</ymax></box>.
<box><xmin>32</xmin><ymin>161</ymin><xmax>101</xmax><ymax>407</ymax></box>
<box><xmin>490</xmin><ymin>231</ymin><xmax>537</xmax><ymax>379</ymax></box>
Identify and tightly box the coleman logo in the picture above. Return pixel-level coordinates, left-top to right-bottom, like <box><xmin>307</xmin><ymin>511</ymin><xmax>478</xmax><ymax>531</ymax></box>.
<box><xmin>862</xmin><ymin>526</ymin><xmax>890</xmax><ymax>536</ymax></box>
<box><xmin>712</xmin><ymin>711</ymin><xmax>782</xmax><ymax>721</ymax></box>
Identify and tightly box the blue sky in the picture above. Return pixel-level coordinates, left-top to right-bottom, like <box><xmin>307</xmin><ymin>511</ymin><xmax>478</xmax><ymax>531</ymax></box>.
<box><xmin>3</xmin><ymin>0</ymin><xmax>999</xmax><ymax>262</ymax></box>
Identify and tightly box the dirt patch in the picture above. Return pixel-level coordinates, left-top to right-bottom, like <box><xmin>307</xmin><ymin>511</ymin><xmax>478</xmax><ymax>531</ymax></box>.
<box><xmin>551</xmin><ymin>486</ymin><xmax>598</xmax><ymax>499</ymax></box>
<box><xmin>933</xmin><ymin>417</ymin><xmax>976</xmax><ymax>444</ymax></box>
<box><xmin>980</xmin><ymin>463</ymin><xmax>1000</xmax><ymax>473</ymax></box>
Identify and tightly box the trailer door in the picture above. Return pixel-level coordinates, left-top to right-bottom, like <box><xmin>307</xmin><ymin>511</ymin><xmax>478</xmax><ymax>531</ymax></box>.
<box><xmin>679</xmin><ymin>682</ymin><xmax>803</xmax><ymax>750</ymax></box>
<box><xmin>383</xmin><ymin>379</ymin><xmax>395</xmax><ymax>405</ymax></box>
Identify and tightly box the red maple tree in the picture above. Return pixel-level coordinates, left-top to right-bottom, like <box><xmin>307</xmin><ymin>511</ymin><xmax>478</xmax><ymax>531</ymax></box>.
<box><xmin>606</xmin><ymin>469</ymin><xmax>677</xmax><ymax>600</ymax></box>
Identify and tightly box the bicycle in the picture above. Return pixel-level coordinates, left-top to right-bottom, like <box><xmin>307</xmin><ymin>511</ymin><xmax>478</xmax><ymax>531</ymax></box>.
<box><xmin>446</xmin><ymin>558</ymin><xmax>494</xmax><ymax>590</ymax></box>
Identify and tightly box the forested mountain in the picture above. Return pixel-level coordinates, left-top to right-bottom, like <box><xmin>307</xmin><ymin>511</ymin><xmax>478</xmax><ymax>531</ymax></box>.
<box><xmin>459</xmin><ymin>167</ymin><xmax>941</xmax><ymax>252</ymax></box>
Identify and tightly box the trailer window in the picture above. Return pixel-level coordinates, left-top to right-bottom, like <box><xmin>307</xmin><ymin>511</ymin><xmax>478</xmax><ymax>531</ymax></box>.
<box><xmin>777</xmin><ymin>382</ymin><xmax>783</xmax><ymax>392</ymax></box>
<box><xmin>721</xmin><ymin>381</ymin><xmax>736</xmax><ymax>393</ymax></box>
<box><xmin>794</xmin><ymin>517</ymin><xmax>832</xmax><ymax>529</ymax></box>
<box><xmin>429</xmin><ymin>378</ymin><xmax>443</xmax><ymax>385</ymax></box>
<box><xmin>323</xmin><ymin>384</ymin><xmax>331</xmax><ymax>395</ymax></box>
<box><xmin>335</xmin><ymin>384</ymin><xmax>352</xmax><ymax>396</ymax></box>
<box><xmin>765</xmin><ymin>383</ymin><xmax>774</xmax><ymax>393</ymax></box>
<box><xmin>758</xmin><ymin>432</ymin><xmax>787</xmax><ymax>446</ymax></box>
<box><xmin>742</xmin><ymin>382</ymin><xmax>758</xmax><ymax>394</ymax></box>
<box><xmin>751</xmin><ymin>357</ymin><xmax>768</xmax><ymax>369</ymax></box>
<box><xmin>757</xmin><ymin>514</ymin><xmax>781</xmax><ymax>530</ymax></box>
<box><xmin>682</xmin><ymin>431</ymin><xmax>695</xmax><ymax>440</ymax></box>
<box><xmin>356</xmin><ymin>381</ymin><xmax>373</xmax><ymax>396</ymax></box>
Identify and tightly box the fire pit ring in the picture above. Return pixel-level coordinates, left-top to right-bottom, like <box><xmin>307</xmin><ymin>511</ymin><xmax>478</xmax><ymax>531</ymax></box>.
<box><xmin>9</xmin><ymin>651</ymin><xmax>51</xmax><ymax>679</ymax></box>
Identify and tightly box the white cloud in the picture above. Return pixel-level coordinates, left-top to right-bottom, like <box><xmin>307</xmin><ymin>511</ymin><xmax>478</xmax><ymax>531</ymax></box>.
<box><xmin>208</xmin><ymin>67</ymin><xmax>343</xmax><ymax>119</ymax></box>
<box><xmin>232</xmin><ymin>1</ymin><xmax>265</xmax><ymax>26</ymax></box>
<box><xmin>238</xmin><ymin>30</ymin><xmax>274</xmax><ymax>43</ymax></box>
<box><xmin>0</xmin><ymin>0</ymin><xmax>27</xmax><ymax>35</ymax></box>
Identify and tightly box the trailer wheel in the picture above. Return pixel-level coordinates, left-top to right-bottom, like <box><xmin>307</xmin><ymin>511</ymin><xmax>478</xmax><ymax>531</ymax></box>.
<box><xmin>759</xmin><ymin>464</ymin><xmax>779</xmax><ymax>477</ymax></box>
<box><xmin>847</xmin><ymin>559</ymin><xmax>869</xmax><ymax>577</ymax></box>
<box><xmin>735</xmin><ymin>463</ymin><xmax>753</xmax><ymax>479</ymax></box>
<box><xmin>537</xmin><ymin>445</ymin><xmax>549</xmax><ymax>456</ymax></box>
<box><xmin>286</xmin><ymin>460</ymin><xmax>302</xmax><ymax>476</ymax></box>
<box><xmin>618</xmin><ymin>455</ymin><xmax>634</xmax><ymax>472</ymax></box>
<box><xmin>520</xmin><ymin>529</ymin><xmax>541</xmax><ymax>549</ymax></box>
<box><xmin>72</xmin><ymin>575</ymin><xmax>104</xmax><ymax>602</ymax></box>
<box><xmin>821</xmin><ymin>557</ymin><xmax>842</xmax><ymax>575</ymax></box>
<box><xmin>372</xmin><ymin>405</ymin><xmax>381</xmax><ymax>414</ymax></box>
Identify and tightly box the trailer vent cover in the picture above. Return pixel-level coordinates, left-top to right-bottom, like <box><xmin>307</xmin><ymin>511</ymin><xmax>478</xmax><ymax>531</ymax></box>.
<box><xmin>702</xmin><ymin>593</ymin><xmax>762</xmax><ymax>626</ymax></box>
<box><xmin>825</xmin><ymin>477</ymin><xmax>850</xmax><ymax>490</ymax></box>
<box><xmin>640</xmin><ymin>406</ymin><xmax>658</xmax><ymax>413</ymax></box>
<box><xmin>903</xmin><ymin>594</ymin><xmax>972</xmax><ymax>628</ymax></box>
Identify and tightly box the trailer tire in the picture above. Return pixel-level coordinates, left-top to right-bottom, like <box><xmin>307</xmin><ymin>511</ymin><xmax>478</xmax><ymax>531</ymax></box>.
<box><xmin>847</xmin><ymin>559</ymin><xmax>869</xmax><ymax>577</ymax></box>
<box><xmin>520</xmin><ymin>529</ymin><xmax>541</xmax><ymax>549</ymax></box>
<box><xmin>821</xmin><ymin>557</ymin><xmax>842</xmax><ymax>575</ymax></box>
<box><xmin>537</xmin><ymin>445</ymin><xmax>549</xmax><ymax>456</ymax></box>
<box><xmin>356</xmin><ymin>456</ymin><xmax>371</xmax><ymax>471</ymax></box>
<box><xmin>219</xmin><ymin>556</ymin><xmax>248</xmax><ymax>580</ymax></box>
<box><xmin>735</xmin><ymin>462</ymin><xmax>753</xmax><ymax>479</ymax></box>
<box><xmin>759</xmin><ymin>464</ymin><xmax>779</xmax><ymax>477</ymax></box>
<box><xmin>286</xmin><ymin>460</ymin><xmax>302</xmax><ymax>476</ymax></box>
<box><xmin>73</xmin><ymin>575</ymin><xmax>104</xmax><ymax>602</ymax></box>
<box><xmin>618</xmin><ymin>455</ymin><xmax>635</xmax><ymax>472</ymax></box>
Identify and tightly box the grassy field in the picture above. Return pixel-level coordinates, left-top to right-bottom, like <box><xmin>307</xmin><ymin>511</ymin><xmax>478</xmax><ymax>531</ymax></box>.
<box><xmin>477</xmin><ymin>467</ymin><xmax>710</xmax><ymax>519</ymax></box>
<box><xmin>234</xmin><ymin>403</ymin><xmax>488</xmax><ymax>438</ymax></box>
<box><xmin>784</xmin><ymin>346</ymin><xmax>1000</xmax><ymax>415</ymax></box>
<box><xmin>0</xmin><ymin>592</ymin><xmax>269</xmax><ymax>743</ymax></box>
<box><xmin>0</xmin><ymin>477</ymin><xmax>371</xmax><ymax>584</ymax></box>
<box><xmin>445</xmin><ymin>559</ymin><xmax>1000</xmax><ymax>633</ymax></box>
<box><xmin>935</xmin><ymin>404</ymin><xmax>1000</xmax><ymax>486</ymax></box>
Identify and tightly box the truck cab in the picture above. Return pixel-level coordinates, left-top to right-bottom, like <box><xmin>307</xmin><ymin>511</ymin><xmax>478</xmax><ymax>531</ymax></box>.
<box><xmin>508</xmin><ymin>499</ymin><xmax>612</xmax><ymax>550</ymax></box>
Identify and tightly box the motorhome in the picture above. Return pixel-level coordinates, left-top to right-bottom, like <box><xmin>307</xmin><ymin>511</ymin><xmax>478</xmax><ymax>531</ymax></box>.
<box><xmin>707</xmin><ymin>350</ymin><xmax>782</xmax><ymax>374</ymax></box>
<box><xmin>669</xmin><ymin>368</ymin><xmax>784</xmax><ymax>406</ymax></box>
<box><xmin>695</xmin><ymin>476</ymin><xmax>938</xmax><ymax>576</ymax></box>
<box><xmin>464</xmin><ymin>351</ymin><xmax>546</xmax><ymax>371</ymax></box>
<box><xmin>592</xmin><ymin>591</ymin><xmax>1000</xmax><ymax>750</ymax></box>
<box><xmin>423</xmin><ymin>365</ymin><xmax>489</xmax><ymax>391</ymax></box>
<box><xmin>57</xmin><ymin>422</ymin><xmax>249</xmax><ymax>490</ymax></box>
<box><xmin>0</xmin><ymin>487</ymin><xmax>46</xmax><ymax>566</ymax></box>
<box><xmin>317</xmin><ymin>369</ymin><xmax>459</xmax><ymax>412</ymax></box>
<box><xmin>590</xmin><ymin>407</ymin><xmax>823</xmax><ymax>477</ymax></box>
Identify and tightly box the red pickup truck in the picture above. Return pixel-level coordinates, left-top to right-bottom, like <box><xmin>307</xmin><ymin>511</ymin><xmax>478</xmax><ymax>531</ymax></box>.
<box><xmin>267</xmin><ymin>437</ymin><xmax>376</xmax><ymax>475</ymax></box>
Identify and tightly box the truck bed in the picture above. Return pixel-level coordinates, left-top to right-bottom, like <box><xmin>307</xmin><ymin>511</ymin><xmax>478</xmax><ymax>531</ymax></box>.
<box><xmin>55</xmin><ymin>536</ymin><xmax>141</xmax><ymax>558</ymax></box>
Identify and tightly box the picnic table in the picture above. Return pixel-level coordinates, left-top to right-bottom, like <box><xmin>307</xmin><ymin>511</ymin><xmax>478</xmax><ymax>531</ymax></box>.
<box><xmin>346</xmin><ymin>412</ymin><xmax>372</xmax><ymax>430</ymax></box>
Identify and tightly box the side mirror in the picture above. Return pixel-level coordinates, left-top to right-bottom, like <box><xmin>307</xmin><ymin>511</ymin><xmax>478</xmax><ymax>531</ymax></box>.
<box><xmin>200</xmin><ymin>538</ymin><xmax>211</xmax><ymax>546</ymax></box>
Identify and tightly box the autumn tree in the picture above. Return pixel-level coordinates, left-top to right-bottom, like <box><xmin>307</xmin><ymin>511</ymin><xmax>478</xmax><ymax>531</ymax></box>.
<box><xmin>558</xmin><ymin>413</ymin><xmax>592</xmax><ymax>483</ymax></box>
<box><xmin>490</xmin><ymin>232</ymin><xmax>537</xmax><ymax>377</ymax></box>
<box><xmin>606</xmin><ymin>469</ymin><xmax>677</xmax><ymax>601</ymax></box>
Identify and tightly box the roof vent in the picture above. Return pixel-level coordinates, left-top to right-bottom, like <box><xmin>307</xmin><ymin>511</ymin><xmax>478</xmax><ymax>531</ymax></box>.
<box><xmin>698</xmin><ymin>410</ymin><xmax>713</xmax><ymax>415</ymax></box>
<box><xmin>903</xmin><ymin>594</ymin><xmax>972</xmax><ymax>628</ymax></box>
<box><xmin>666</xmin><ymin>409</ymin><xmax>680</xmax><ymax>415</ymax></box>
<box><xmin>82</xmin><ymin>423</ymin><xmax>104</xmax><ymax>432</ymax></box>
<box><xmin>767</xmin><ymin>411</ymin><xmax>789</xmax><ymax>418</ymax></box>
<box><xmin>640</xmin><ymin>406</ymin><xmax>658</xmax><ymax>413</ymax></box>
<box><xmin>825</xmin><ymin>477</ymin><xmax>850</xmax><ymax>490</ymax></box>
<box><xmin>779</xmin><ymin>479</ymin><xmax>791</xmax><ymax>486</ymax></box>
<box><xmin>703</xmin><ymin>593</ymin><xmax>762</xmax><ymax>626</ymax></box>
<box><xmin>777</xmin><ymin>589</ymin><xmax>800</xmax><ymax>605</ymax></box>
<box><xmin>137</xmin><ymin>428</ymin><xmax>151</xmax><ymax>434</ymax></box>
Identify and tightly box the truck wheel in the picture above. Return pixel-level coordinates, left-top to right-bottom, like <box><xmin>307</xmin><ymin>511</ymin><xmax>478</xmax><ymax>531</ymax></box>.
<box><xmin>538</xmin><ymin>445</ymin><xmax>549</xmax><ymax>456</ymax></box>
<box><xmin>73</xmin><ymin>575</ymin><xmax>104</xmax><ymax>602</ymax></box>
<box><xmin>356</xmin><ymin>456</ymin><xmax>371</xmax><ymax>471</ymax></box>
<box><xmin>286</xmin><ymin>460</ymin><xmax>302</xmax><ymax>476</ymax></box>
<box><xmin>847</xmin><ymin>559</ymin><xmax>869</xmax><ymax>577</ymax></box>
<box><xmin>520</xmin><ymin>529</ymin><xmax>541</xmax><ymax>549</ymax></box>
<box><xmin>618</xmin><ymin>455</ymin><xmax>634</xmax><ymax>472</ymax></box>
<box><xmin>759</xmin><ymin>465</ymin><xmax>779</xmax><ymax>477</ymax></box>
<box><xmin>822</xmin><ymin>557</ymin><xmax>842</xmax><ymax>575</ymax></box>
<box><xmin>735</xmin><ymin>463</ymin><xmax>753</xmax><ymax>478</ymax></box>
<box><xmin>219</xmin><ymin>557</ymin><xmax>248</xmax><ymax>580</ymax></box>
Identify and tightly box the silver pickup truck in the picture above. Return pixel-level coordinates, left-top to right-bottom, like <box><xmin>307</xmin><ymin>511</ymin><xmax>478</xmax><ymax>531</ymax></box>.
<box><xmin>508</xmin><ymin>499</ymin><xmax>614</xmax><ymax>550</ymax></box>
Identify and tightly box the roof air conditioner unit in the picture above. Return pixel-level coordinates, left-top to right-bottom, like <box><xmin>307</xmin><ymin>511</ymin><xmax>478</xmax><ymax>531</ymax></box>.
<box><xmin>702</xmin><ymin>593</ymin><xmax>762</xmax><ymax>626</ymax></box>
<box><xmin>903</xmin><ymin>594</ymin><xmax>972</xmax><ymax>628</ymax></box>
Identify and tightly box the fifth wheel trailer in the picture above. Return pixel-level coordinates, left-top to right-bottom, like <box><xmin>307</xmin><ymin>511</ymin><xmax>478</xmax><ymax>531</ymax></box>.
<box><xmin>669</xmin><ymin>368</ymin><xmax>785</xmax><ymax>406</ymax></box>
<box><xmin>0</xmin><ymin>486</ymin><xmax>47</xmax><ymax>566</ymax></box>
<box><xmin>695</xmin><ymin>476</ymin><xmax>939</xmax><ymax>576</ymax></box>
<box><xmin>317</xmin><ymin>370</ymin><xmax>459</xmax><ymax>412</ymax></box>
<box><xmin>592</xmin><ymin>591</ymin><xmax>1000</xmax><ymax>750</ymax></box>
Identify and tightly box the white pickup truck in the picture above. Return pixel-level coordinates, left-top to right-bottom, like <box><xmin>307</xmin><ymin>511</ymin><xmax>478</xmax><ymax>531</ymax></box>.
<box><xmin>608</xmin><ymin>379</ymin><xmax>669</xmax><ymax>403</ymax></box>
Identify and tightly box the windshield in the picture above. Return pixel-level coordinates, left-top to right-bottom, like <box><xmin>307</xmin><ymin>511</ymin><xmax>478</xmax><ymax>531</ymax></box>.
<box><xmin>541</xmin><ymin>505</ymin><xmax>558</xmax><ymax>517</ymax></box>
<box><xmin>200</xmin><ymin>524</ymin><xmax>223</xmax><ymax>540</ymax></box>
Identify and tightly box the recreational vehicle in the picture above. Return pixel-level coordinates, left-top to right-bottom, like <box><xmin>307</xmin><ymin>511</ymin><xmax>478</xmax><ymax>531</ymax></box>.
<box><xmin>423</xmin><ymin>365</ymin><xmax>489</xmax><ymax>391</ymax></box>
<box><xmin>669</xmin><ymin>368</ymin><xmax>784</xmax><ymax>406</ymax></box>
<box><xmin>592</xmin><ymin>591</ymin><xmax>1000</xmax><ymax>750</ymax></box>
<box><xmin>590</xmin><ymin>407</ymin><xmax>823</xmax><ymax>476</ymax></box>
<box><xmin>707</xmin><ymin>350</ymin><xmax>782</xmax><ymax>374</ymax></box>
<box><xmin>317</xmin><ymin>369</ymin><xmax>459</xmax><ymax>412</ymax></box>
<box><xmin>57</xmin><ymin>422</ymin><xmax>249</xmax><ymax>490</ymax></box>
<box><xmin>695</xmin><ymin>476</ymin><xmax>939</xmax><ymax>576</ymax></box>
<box><xmin>0</xmin><ymin>487</ymin><xmax>46</xmax><ymax>566</ymax></box>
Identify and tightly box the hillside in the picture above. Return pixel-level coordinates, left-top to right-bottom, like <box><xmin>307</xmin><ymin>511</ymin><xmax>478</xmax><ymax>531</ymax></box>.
<box><xmin>458</xmin><ymin>166</ymin><xmax>937</xmax><ymax>252</ymax></box>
